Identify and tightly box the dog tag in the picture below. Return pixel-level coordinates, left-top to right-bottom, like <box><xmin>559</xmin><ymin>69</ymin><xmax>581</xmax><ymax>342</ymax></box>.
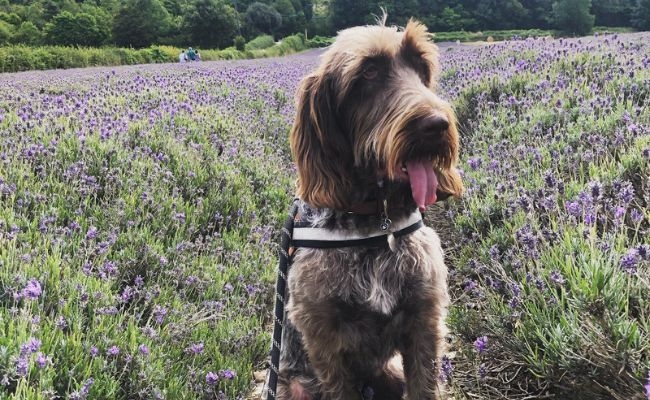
<box><xmin>380</xmin><ymin>199</ymin><xmax>392</xmax><ymax>231</ymax></box>
<box><xmin>380</xmin><ymin>216</ymin><xmax>392</xmax><ymax>231</ymax></box>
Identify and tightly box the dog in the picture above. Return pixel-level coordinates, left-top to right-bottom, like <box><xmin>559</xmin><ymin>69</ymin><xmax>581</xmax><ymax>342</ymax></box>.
<box><xmin>277</xmin><ymin>17</ymin><xmax>464</xmax><ymax>400</ymax></box>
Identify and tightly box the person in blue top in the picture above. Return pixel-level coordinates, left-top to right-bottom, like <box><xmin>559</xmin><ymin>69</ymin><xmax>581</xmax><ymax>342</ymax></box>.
<box><xmin>187</xmin><ymin>47</ymin><xmax>196</xmax><ymax>61</ymax></box>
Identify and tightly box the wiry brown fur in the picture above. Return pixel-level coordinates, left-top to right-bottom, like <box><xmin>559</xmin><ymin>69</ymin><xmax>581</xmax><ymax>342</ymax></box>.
<box><xmin>278</xmin><ymin>18</ymin><xmax>463</xmax><ymax>400</ymax></box>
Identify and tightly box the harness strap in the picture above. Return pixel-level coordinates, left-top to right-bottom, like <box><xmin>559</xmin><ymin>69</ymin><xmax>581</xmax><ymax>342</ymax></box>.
<box><xmin>292</xmin><ymin>210</ymin><xmax>423</xmax><ymax>249</ymax></box>
<box><xmin>265</xmin><ymin>202</ymin><xmax>423</xmax><ymax>399</ymax></box>
<box><xmin>292</xmin><ymin>219</ymin><xmax>423</xmax><ymax>248</ymax></box>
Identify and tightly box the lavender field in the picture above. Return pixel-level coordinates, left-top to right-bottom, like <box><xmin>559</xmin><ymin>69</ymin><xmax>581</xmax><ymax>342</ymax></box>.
<box><xmin>0</xmin><ymin>32</ymin><xmax>648</xmax><ymax>399</ymax></box>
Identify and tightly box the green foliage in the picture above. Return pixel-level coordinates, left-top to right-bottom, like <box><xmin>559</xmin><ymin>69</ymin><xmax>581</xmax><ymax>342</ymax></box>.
<box><xmin>245</xmin><ymin>2</ymin><xmax>283</xmax><ymax>38</ymax></box>
<box><xmin>0</xmin><ymin>19</ymin><xmax>13</xmax><ymax>45</ymax></box>
<box><xmin>0</xmin><ymin>33</ymin><xmax>310</xmax><ymax>72</ymax></box>
<box><xmin>306</xmin><ymin>34</ymin><xmax>333</xmax><ymax>47</ymax></box>
<box><xmin>244</xmin><ymin>34</ymin><xmax>275</xmax><ymax>51</ymax></box>
<box><xmin>551</xmin><ymin>0</ymin><xmax>595</xmax><ymax>35</ymax></box>
<box><xmin>631</xmin><ymin>0</ymin><xmax>650</xmax><ymax>30</ymax></box>
<box><xmin>13</xmin><ymin>21</ymin><xmax>42</xmax><ymax>45</ymax></box>
<box><xmin>328</xmin><ymin>0</ymin><xmax>374</xmax><ymax>31</ymax></box>
<box><xmin>112</xmin><ymin>0</ymin><xmax>172</xmax><ymax>48</ymax></box>
<box><xmin>234</xmin><ymin>35</ymin><xmax>246</xmax><ymax>51</ymax></box>
<box><xmin>432</xmin><ymin>28</ymin><xmax>553</xmax><ymax>42</ymax></box>
<box><xmin>273</xmin><ymin>0</ymin><xmax>306</xmax><ymax>37</ymax></box>
<box><xmin>44</xmin><ymin>11</ymin><xmax>109</xmax><ymax>47</ymax></box>
<box><xmin>183</xmin><ymin>0</ymin><xmax>240</xmax><ymax>49</ymax></box>
<box><xmin>0</xmin><ymin>0</ymin><xmax>642</xmax><ymax>48</ymax></box>
<box><xmin>591</xmin><ymin>0</ymin><xmax>634</xmax><ymax>26</ymax></box>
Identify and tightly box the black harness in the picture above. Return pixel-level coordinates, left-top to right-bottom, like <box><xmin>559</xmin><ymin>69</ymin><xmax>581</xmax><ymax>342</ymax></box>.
<box><xmin>264</xmin><ymin>199</ymin><xmax>423</xmax><ymax>400</ymax></box>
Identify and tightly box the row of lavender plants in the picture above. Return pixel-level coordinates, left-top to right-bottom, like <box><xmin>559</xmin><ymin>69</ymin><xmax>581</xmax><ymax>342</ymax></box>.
<box><xmin>441</xmin><ymin>33</ymin><xmax>649</xmax><ymax>399</ymax></box>
<box><xmin>0</xmin><ymin>58</ymin><xmax>312</xmax><ymax>398</ymax></box>
<box><xmin>0</xmin><ymin>33</ymin><xmax>648</xmax><ymax>399</ymax></box>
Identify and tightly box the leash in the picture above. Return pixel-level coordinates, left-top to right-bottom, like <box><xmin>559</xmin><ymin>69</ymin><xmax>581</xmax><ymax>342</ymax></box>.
<box><xmin>266</xmin><ymin>199</ymin><xmax>300</xmax><ymax>400</ymax></box>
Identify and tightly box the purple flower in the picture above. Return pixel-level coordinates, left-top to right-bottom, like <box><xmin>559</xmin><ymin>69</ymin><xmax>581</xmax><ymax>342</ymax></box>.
<box><xmin>206</xmin><ymin>371</ymin><xmax>219</xmax><ymax>385</ymax></box>
<box><xmin>107</xmin><ymin>345</ymin><xmax>120</xmax><ymax>356</ymax></box>
<box><xmin>620</xmin><ymin>249</ymin><xmax>638</xmax><ymax>274</ymax></box>
<box><xmin>474</xmin><ymin>336</ymin><xmax>488</xmax><ymax>354</ymax></box>
<box><xmin>220</xmin><ymin>369</ymin><xmax>236</xmax><ymax>380</ymax></box>
<box><xmin>439</xmin><ymin>355</ymin><xmax>453</xmax><ymax>382</ymax></box>
<box><xmin>15</xmin><ymin>356</ymin><xmax>28</xmax><ymax>377</ymax></box>
<box><xmin>85</xmin><ymin>226</ymin><xmax>98</xmax><ymax>240</ymax></box>
<box><xmin>153</xmin><ymin>305</ymin><xmax>168</xmax><ymax>324</ymax></box>
<box><xmin>70</xmin><ymin>378</ymin><xmax>94</xmax><ymax>400</ymax></box>
<box><xmin>138</xmin><ymin>344</ymin><xmax>150</xmax><ymax>356</ymax></box>
<box><xmin>89</xmin><ymin>346</ymin><xmax>99</xmax><ymax>357</ymax></box>
<box><xmin>35</xmin><ymin>352</ymin><xmax>49</xmax><ymax>368</ymax></box>
<box><xmin>20</xmin><ymin>337</ymin><xmax>41</xmax><ymax>356</ymax></box>
<box><xmin>467</xmin><ymin>157</ymin><xmax>482</xmax><ymax>170</ymax></box>
<box><xmin>644</xmin><ymin>370</ymin><xmax>650</xmax><ymax>399</ymax></box>
<box><xmin>186</xmin><ymin>342</ymin><xmax>204</xmax><ymax>355</ymax></box>
<box><xmin>549</xmin><ymin>270</ymin><xmax>566</xmax><ymax>285</ymax></box>
<box><xmin>21</xmin><ymin>279</ymin><xmax>42</xmax><ymax>300</ymax></box>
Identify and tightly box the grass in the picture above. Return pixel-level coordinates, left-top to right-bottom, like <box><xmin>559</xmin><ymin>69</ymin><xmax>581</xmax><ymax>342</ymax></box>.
<box><xmin>0</xmin><ymin>31</ymin><xmax>648</xmax><ymax>399</ymax></box>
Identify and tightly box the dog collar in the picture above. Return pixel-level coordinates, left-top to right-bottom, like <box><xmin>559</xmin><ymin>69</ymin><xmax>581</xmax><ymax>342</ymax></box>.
<box><xmin>291</xmin><ymin>210</ymin><xmax>423</xmax><ymax>249</ymax></box>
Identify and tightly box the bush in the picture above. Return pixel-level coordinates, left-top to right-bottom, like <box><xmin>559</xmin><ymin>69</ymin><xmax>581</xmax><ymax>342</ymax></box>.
<box><xmin>307</xmin><ymin>35</ymin><xmax>333</xmax><ymax>48</ymax></box>
<box><xmin>244</xmin><ymin>34</ymin><xmax>274</xmax><ymax>51</ymax></box>
<box><xmin>234</xmin><ymin>35</ymin><xmax>246</xmax><ymax>51</ymax></box>
<box><xmin>0</xmin><ymin>31</ymin><xmax>311</xmax><ymax>72</ymax></box>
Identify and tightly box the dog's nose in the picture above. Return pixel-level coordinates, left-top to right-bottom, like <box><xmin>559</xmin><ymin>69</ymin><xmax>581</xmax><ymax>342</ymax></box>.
<box><xmin>417</xmin><ymin>115</ymin><xmax>449</xmax><ymax>134</ymax></box>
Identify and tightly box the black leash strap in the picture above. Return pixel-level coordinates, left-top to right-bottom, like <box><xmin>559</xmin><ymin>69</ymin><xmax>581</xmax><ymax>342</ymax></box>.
<box><xmin>266</xmin><ymin>200</ymin><xmax>299</xmax><ymax>400</ymax></box>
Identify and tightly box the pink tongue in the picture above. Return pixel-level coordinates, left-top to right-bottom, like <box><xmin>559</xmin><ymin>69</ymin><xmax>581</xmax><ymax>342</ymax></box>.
<box><xmin>406</xmin><ymin>161</ymin><xmax>438</xmax><ymax>211</ymax></box>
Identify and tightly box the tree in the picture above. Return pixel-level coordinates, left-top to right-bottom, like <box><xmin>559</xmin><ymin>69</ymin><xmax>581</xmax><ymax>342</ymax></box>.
<box><xmin>274</xmin><ymin>0</ymin><xmax>305</xmax><ymax>37</ymax></box>
<box><xmin>183</xmin><ymin>0</ymin><xmax>240</xmax><ymax>49</ymax></box>
<box><xmin>631</xmin><ymin>0</ymin><xmax>650</xmax><ymax>30</ymax></box>
<box><xmin>0</xmin><ymin>20</ymin><xmax>13</xmax><ymax>45</ymax></box>
<box><xmin>328</xmin><ymin>0</ymin><xmax>377</xmax><ymax>31</ymax></box>
<box><xmin>112</xmin><ymin>0</ymin><xmax>172</xmax><ymax>48</ymax></box>
<box><xmin>551</xmin><ymin>0</ymin><xmax>595</xmax><ymax>35</ymax></box>
<box><xmin>520</xmin><ymin>0</ymin><xmax>553</xmax><ymax>28</ymax></box>
<box><xmin>591</xmin><ymin>0</ymin><xmax>633</xmax><ymax>27</ymax></box>
<box><xmin>14</xmin><ymin>20</ymin><xmax>42</xmax><ymax>45</ymax></box>
<box><xmin>474</xmin><ymin>0</ymin><xmax>528</xmax><ymax>30</ymax></box>
<box><xmin>44</xmin><ymin>11</ymin><xmax>108</xmax><ymax>46</ymax></box>
<box><xmin>245</xmin><ymin>2</ymin><xmax>282</xmax><ymax>37</ymax></box>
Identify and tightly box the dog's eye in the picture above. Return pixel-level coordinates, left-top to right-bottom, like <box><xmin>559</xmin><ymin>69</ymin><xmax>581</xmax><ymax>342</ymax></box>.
<box><xmin>362</xmin><ymin>64</ymin><xmax>379</xmax><ymax>80</ymax></box>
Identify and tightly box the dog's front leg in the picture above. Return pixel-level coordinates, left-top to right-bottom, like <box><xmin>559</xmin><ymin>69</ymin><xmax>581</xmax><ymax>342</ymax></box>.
<box><xmin>306</xmin><ymin>344</ymin><xmax>361</xmax><ymax>400</ymax></box>
<box><xmin>401</xmin><ymin>302</ymin><xmax>447</xmax><ymax>400</ymax></box>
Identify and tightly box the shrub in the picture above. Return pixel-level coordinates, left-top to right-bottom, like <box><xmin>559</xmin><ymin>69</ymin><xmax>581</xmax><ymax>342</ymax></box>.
<box><xmin>234</xmin><ymin>35</ymin><xmax>246</xmax><ymax>51</ymax></box>
<box><xmin>244</xmin><ymin>34</ymin><xmax>274</xmax><ymax>51</ymax></box>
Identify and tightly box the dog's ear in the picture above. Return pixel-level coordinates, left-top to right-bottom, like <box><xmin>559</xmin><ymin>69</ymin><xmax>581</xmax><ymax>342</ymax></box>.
<box><xmin>290</xmin><ymin>72</ymin><xmax>354</xmax><ymax>209</ymax></box>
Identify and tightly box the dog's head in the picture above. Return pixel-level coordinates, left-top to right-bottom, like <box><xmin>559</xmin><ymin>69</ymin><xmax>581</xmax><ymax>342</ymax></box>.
<box><xmin>291</xmin><ymin>19</ymin><xmax>464</xmax><ymax>211</ymax></box>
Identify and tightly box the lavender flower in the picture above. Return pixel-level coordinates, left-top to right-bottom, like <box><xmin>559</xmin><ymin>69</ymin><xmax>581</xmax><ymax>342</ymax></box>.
<box><xmin>206</xmin><ymin>371</ymin><xmax>219</xmax><ymax>385</ymax></box>
<box><xmin>35</xmin><ymin>352</ymin><xmax>49</xmax><ymax>368</ymax></box>
<box><xmin>220</xmin><ymin>369</ymin><xmax>236</xmax><ymax>380</ymax></box>
<box><xmin>138</xmin><ymin>344</ymin><xmax>150</xmax><ymax>356</ymax></box>
<box><xmin>474</xmin><ymin>336</ymin><xmax>489</xmax><ymax>354</ymax></box>
<box><xmin>186</xmin><ymin>342</ymin><xmax>204</xmax><ymax>355</ymax></box>
<box><xmin>439</xmin><ymin>355</ymin><xmax>453</xmax><ymax>382</ymax></box>
<box><xmin>106</xmin><ymin>345</ymin><xmax>120</xmax><ymax>356</ymax></box>
<box><xmin>550</xmin><ymin>270</ymin><xmax>566</xmax><ymax>285</ymax></box>
<box><xmin>21</xmin><ymin>279</ymin><xmax>42</xmax><ymax>300</ymax></box>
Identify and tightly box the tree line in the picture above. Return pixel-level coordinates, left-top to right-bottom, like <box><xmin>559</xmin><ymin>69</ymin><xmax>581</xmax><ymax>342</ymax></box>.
<box><xmin>0</xmin><ymin>0</ymin><xmax>648</xmax><ymax>50</ymax></box>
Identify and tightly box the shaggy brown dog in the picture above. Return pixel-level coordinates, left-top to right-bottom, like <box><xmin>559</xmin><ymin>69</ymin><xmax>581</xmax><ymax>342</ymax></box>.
<box><xmin>277</xmin><ymin>17</ymin><xmax>463</xmax><ymax>400</ymax></box>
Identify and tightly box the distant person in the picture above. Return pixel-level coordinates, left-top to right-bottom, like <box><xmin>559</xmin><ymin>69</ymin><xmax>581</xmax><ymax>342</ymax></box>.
<box><xmin>195</xmin><ymin>51</ymin><xmax>201</xmax><ymax>61</ymax></box>
<box><xmin>179</xmin><ymin>50</ymin><xmax>187</xmax><ymax>63</ymax></box>
<box><xmin>187</xmin><ymin>47</ymin><xmax>196</xmax><ymax>61</ymax></box>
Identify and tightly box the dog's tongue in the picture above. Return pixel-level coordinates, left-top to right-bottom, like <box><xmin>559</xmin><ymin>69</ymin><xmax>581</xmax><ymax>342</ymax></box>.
<box><xmin>406</xmin><ymin>160</ymin><xmax>438</xmax><ymax>211</ymax></box>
